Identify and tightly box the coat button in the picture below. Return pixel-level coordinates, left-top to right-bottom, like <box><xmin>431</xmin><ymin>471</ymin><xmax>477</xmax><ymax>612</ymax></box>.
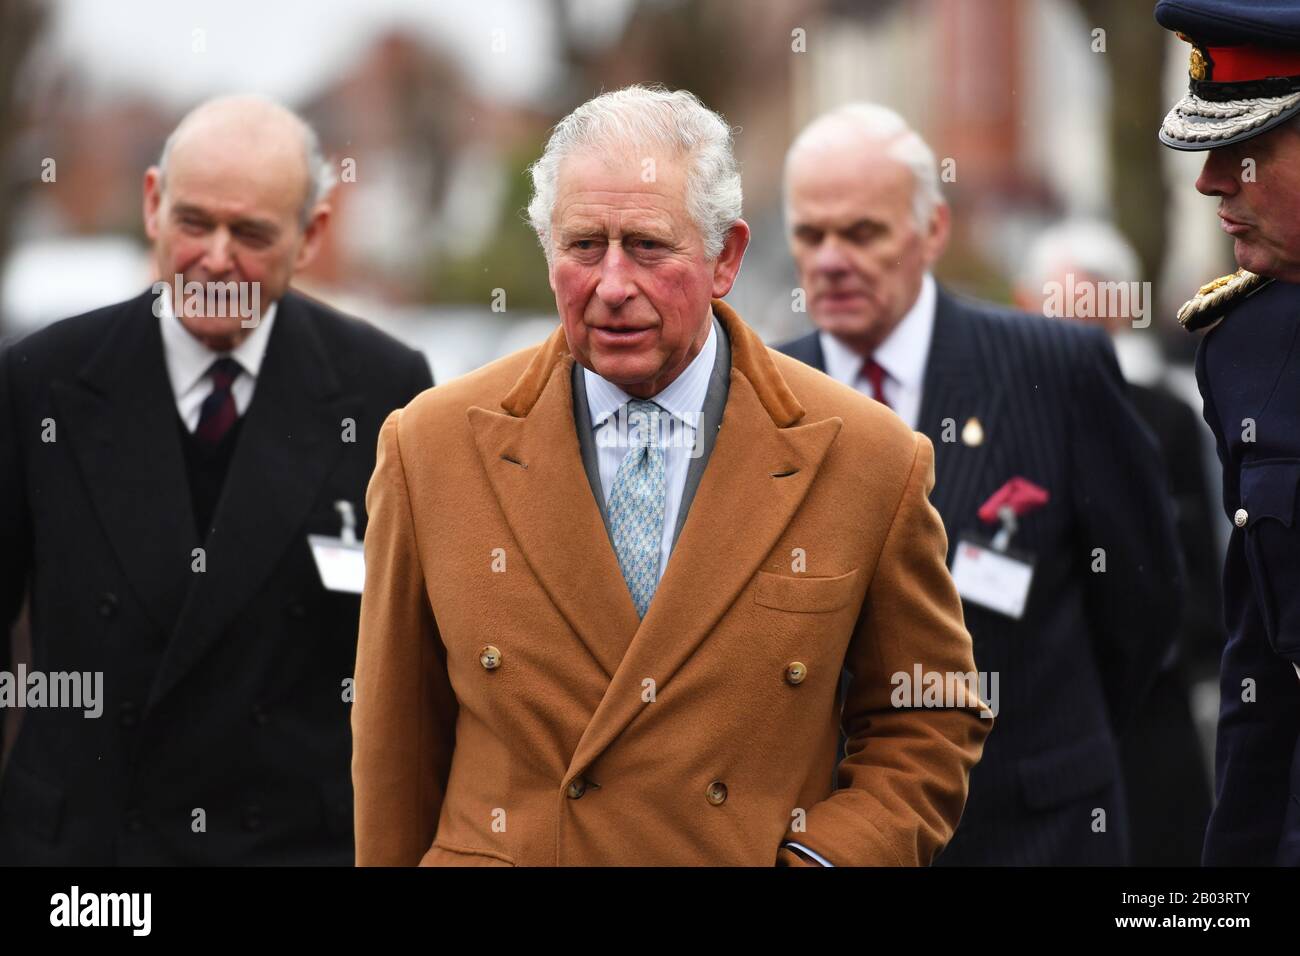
<box><xmin>566</xmin><ymin>777</ymin><xmax>587</xmax><ymax>800</ymax></box>
<box><xmin>1234</xmin><ymin>508</ymin><xmax>1249</xmax><ymax>528</ymax></box>
<box><xmin>119</xmin><ymin>700</ymin><xmax>139</xmax><ymax>728</ymax></box>
<box><xmin>705</xmin><ymin>781</ymin><xmax>728</xmax><ymax>806</ymax></box>
<box><xmin>242</xmin><ymin>805</ymin><xmax>263</xmax><ymax>832</ymax></box>
<box><xmin>285</xmin><ymin>601</ymin><xmax>307</xmax><ymax>620</ymax></box>
<box><xmin>785</xmin><ymin>662</ymin><xmax>807</xmax><ymax>685</ymax></box>
<box><xmin>479</xmin><ymin>645</ymin><xmax>502</xmax><ymax>670</ymax></box>
<box><xmin>124</xmin><ymin>810</ymin><xmax>144</xmax><ymax>833</ymax></box>
<box><xmin>97</xmin><ymin>592</ymin><xmax>119</xmax><ymax>618</ymax></box>
<box><xmin>251</xmin><ymin>704</ymin><xmax>269</xmax><ymax>727</ymax></box>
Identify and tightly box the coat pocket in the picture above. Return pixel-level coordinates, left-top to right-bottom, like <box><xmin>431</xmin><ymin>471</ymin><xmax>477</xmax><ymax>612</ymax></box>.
<box><xmin>419</xmin><ymin>839</ymin><xmax>515</xmax><ymax>867</ymax></box>
<box><xmin>754</xmin><ymin>568</ymin><xmax>859</xmax><ymax>614</ymax></box>
<box><xmin>1239</xmin><ymin>459</ymin><xmax>1300</xmax><ymax>657</ymax></box>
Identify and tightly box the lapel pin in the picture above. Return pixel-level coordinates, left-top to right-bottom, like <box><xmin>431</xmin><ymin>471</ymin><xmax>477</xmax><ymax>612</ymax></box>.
<box><xmin>961</xmin><ymin>417</ymin><xmax>984</xmax><ymax>447</ymax></box>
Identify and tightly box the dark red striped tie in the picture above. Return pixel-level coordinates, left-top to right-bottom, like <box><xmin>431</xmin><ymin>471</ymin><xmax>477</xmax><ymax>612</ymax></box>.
<box><xmin>195</xmin><ymin>357</ymin><xmax>242</xmax><ymax>446</ymax></box>
<box><xmin>859</xmin><ymin>355</ymin><xmax>891</xmax><ymax>409</ymax></box>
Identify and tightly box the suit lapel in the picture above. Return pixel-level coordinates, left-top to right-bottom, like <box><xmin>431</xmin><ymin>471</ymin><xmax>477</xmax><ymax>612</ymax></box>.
<box><xmin>469</xmin><ymin>335</ymin><xmax>642</xmax><ymax>678</ymax></box>
<box><xmin>565</xmin><ymin>301</ymin><xmax>840</xmax><ymax>780</ymax></box>
<box><xmin>147</xmin><ymin>292</ymin><xmax>360</xmax><ymax>711</ymax></box>
<box><xmin>917</xmin><ymin>288</ymin><xmax>1005</xmax><ymax>530</ymax></box>
<box><xmin>52</xmin><ymin>291</ymin><xmax>197</xmax><ymax>634</ymax></box>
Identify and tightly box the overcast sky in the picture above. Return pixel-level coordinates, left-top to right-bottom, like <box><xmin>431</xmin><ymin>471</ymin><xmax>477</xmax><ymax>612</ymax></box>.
<box><xmin>42</xmin><ymin>0</ymin><xmax>581</xmax><ymax>108</ymax></box>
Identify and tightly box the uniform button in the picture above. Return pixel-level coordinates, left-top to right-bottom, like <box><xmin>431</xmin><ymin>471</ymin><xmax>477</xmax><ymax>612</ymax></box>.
<box><xmin>242</xmin><ymin>805</ymin><xmax>263</xmax><ymax>832</ymax></box>
<box><xmin>1234</xmin><ymin>508</ymin><xmax>1249</xmax><ymax>528</ymax></box>
<box><xmin>124</xmin><ymin>810</ymin><xmax>144</xmax><ymax>833</ymax></box>
<box><xmin>119</xmin><ymin>700</ymin><xmax>139</xmax><ymax>728</ymax></box>
<box><xmin>785</xmin><ymin>662</ymin><xmax>807</xmax><ymax>685</ymax></box>
<box><xmin>479</xmin><ymin>645</ymin><xmax>502</xmax><ymax>670</ymax></box>
<box><xmin>706</xmin><ymin>781</ymin><xmax>728</xmax><ymax>806</ymax></box>
<box><xmin>566</xmin><ymin>777</ymin><xmax>587</xmax><ymax>799</ymax></box>
<box><xmin>97</xmin><ymin>592</ymin><xmax>119</xmax><ymax>619</ymax></box>
<box><xmin>251</xmin><ymin>704</ymin><xmax>269</xmax><ymax>727</ymax></box>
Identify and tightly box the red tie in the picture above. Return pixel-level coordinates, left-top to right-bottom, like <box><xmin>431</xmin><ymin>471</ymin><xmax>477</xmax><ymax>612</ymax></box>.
<box><xmin>195</xmin><ymin>357</ymin><xmax>242</xmax><ymax>446</ymax></box>
<box><xmin>859</xmin><ymin>356</ymin><xmax>891</xmax><ymax>409</ymax></box>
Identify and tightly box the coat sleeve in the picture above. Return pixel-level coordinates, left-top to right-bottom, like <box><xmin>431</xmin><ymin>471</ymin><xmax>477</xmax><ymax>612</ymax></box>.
<box><xmin>352</xmin><ymin>408</ymin><xmax>458</xmax><ymax>865</ymax></box>
<box><xmin>1068</xmin><ymin>328</ymin><xmax>1184</xmax><ymax>732</ymax></box>
<box><xmin>778</xmin><ymin>433</ymin><xmax>991</xmax><ymax>866</ymax></box>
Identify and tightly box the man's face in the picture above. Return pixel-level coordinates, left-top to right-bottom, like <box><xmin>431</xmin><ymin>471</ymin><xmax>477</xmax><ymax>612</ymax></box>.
<box><xmin>547</xmin><ymin>149</ymin><xmax>748</xmax><ymax>400</ymax></box>
<box><xmin>1195</xmin><ymin>119</ymin><xmax>1300</xmax><ymax>282</ymax></box>
<box><xmin>143</xmin><ymin>124</ymin><xmax>326</xmax><ymax>351</ymax></box>
<box><xmin>785</xmin><ymin>132</ymin><xmax>948</xmax><ymax>355</ymax></box>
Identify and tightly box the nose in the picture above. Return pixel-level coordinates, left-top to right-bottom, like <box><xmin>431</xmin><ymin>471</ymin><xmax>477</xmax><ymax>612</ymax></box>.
<box><xmin>1195</xmin><ymin>148</ymin><xmax>1239</xmax><ymax>198</ymax></box>
<box><xmin>594</xmin><ymin>243</ymin><xmax>635</xmax><ymax>310</ymax></box>
<box><xmin>811</xmin><ymin>234</ymin><xmax>852</xmax><ymax>277</ymax></box>
<box><xmin>200</xmin><ymin>226</ymin><xmax>236</xmax><ymax>277</ymax></box>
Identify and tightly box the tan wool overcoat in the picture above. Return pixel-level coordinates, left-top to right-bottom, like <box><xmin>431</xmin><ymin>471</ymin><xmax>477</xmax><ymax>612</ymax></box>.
<box><xmin>352</xmin><ymin>299</ymin><xmax>990</xmax><ymax>866</ymax></box>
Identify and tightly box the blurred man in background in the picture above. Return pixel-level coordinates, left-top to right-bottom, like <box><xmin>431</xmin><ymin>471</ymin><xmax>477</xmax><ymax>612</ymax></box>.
<box><xmin>777</xmin><ymin>103</ymin><xmax>1183</xmax><ymax>865</ymax></box>
<box><xmin>1156</xmin><ymin>0</ymin><xmax>1300</xmax><ymax>866</ymax></box>
<box><xmin>0</xmin><ymin>95</ymin><xmax>432</xmax><ymax>864</ymax></box>
<box><xmin>1016</xmin><ymin>218</ymin><xmax>1219</xmax><ymax>866</ymax></box>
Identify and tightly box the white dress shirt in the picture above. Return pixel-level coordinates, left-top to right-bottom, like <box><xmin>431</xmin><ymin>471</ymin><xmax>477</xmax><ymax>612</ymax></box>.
<box><xmin>158</xmin><ymin>293</ymin><xmax>277</xmax><ymax>432</ymax></box>
<box><xmin>819</xmin><ymin>272</ymin><xmax>937</xmax><ymax>430</ymax></box>
<box><xmin>584</xmin><ymin>321</ymin><xmax>716</xmax><ymax>583</ymax></box>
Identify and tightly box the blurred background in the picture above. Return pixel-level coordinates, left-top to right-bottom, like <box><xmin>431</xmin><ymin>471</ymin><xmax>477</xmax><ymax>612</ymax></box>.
<box><xmin>1</xmin><ymin>0</ymin><xmax>1233</xmax><ymax>763</ymax></box>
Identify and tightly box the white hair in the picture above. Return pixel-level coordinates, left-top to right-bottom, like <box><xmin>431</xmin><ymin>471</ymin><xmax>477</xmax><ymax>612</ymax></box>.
<box><xmin>785</xmin><ymin>102</ymin><xmax>944</xmax><ymax>229</ymax></box>
<box><xmin>1020</xmin><ymin>218</ymin><xmax>1142</xmax><ymax>290</ymax></box>
<box><xmin>157</xmin><ymin>96</ymin><xmax>336</xmax><ymax>229</ymax></box>
<box><xmin>526</xmin><ymin>84</ymin><xmax>743</xmax><ymax>259</ymax></box>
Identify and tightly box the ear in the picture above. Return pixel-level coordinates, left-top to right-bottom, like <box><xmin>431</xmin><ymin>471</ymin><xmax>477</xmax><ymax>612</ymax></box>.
<box><xmin>294</xmin><ymin>204</ymin><xmax>332</xmax><ymax>271</ymax></box>
<box><xmin>922</xmin><ymin>202</ymin><xmax>951</xmax><ymax>268</ymax></box>
<box><xmin>711</xmin><ymin>219</ymin><xmax>751</xmax><ymax>298</ymax></box>
<box><xmin>143</xmin><ymin>167</ymin><xmax>163</xmax><ymax>241</ymax></box>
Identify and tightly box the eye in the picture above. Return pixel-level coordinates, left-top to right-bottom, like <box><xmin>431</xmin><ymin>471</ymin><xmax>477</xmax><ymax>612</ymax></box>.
<box><xmin>573</xmin><ymin>239</ymin><xmax>597</xmax><ymax>250</ymax></box>
<box><xmin>633</xmin><ymin>238</ymin><xmax>661</xmax><ymax>251</ymax></box>
<box><xmin>178</xmin><ymin>216</ymin><xmax>208</xmax><ymax>233</ymax></box>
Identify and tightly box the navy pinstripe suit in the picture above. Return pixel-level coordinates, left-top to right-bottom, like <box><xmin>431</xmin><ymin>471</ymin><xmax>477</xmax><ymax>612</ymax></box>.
<box><xmin>778</xmin><ymin>287</ymin><xmax>1183</xmax><ymax>865</ymax></box>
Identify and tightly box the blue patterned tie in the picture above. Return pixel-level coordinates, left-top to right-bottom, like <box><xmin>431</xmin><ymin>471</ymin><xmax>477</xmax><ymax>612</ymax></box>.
<box><xmin>608</xmin><ymin>400</ymin><xmax>667</xmax><ymax>617</ymax></box>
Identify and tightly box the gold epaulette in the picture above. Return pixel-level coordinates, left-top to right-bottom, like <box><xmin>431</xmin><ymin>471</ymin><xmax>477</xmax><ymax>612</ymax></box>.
<box><xmin>1176</xmin><ymin>268</ymin><xmax>1272</xmax><ymax>332</ymax></box>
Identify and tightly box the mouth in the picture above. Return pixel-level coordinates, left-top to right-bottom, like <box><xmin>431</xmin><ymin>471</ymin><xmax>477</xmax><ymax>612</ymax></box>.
<box><xmin>590</xmin><ymin>325</ymin><xmax>656</xmax><ymax>347</ymax></box>
<box><xmin>816</xmin><ymin>290</ymin><xmax>869</xmax><ymax>307</ymax></box>
<box><xmin>1219</xmin><ymin>213</ymin><xmax>1252</xmax><ymax>236</ymax></box>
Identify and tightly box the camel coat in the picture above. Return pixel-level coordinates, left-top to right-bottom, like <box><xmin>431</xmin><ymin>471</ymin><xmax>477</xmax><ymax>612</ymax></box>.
<box><xmin>351</xmin><ymin>300</ymin><xmax>990</xmax><ymax>866</ymax></box>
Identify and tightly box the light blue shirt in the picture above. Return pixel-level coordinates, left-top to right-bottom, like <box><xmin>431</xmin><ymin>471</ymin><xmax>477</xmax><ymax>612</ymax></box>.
<box><xmin>584</xmin><ymin>322</ymin><xmax>716</xmax><ymax>582</ymax></box>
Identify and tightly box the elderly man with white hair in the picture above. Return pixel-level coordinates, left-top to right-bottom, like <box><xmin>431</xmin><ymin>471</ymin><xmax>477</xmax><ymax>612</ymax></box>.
<box><xmin>777</xmin><ymin>103</ymin><xmax>1184</xmax><ymax>865</ymax></box>
<box><xmin>351</xmin><ymin>85</ymin><xmax>990</xmax><ymax>866</ymax></box>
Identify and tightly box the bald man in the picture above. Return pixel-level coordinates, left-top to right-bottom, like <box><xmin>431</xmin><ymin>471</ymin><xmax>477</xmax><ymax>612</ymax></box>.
<box><xmin>0</xmin><ymin>96</ymin><xmax>432</xmax><ymax>864</ymax></box>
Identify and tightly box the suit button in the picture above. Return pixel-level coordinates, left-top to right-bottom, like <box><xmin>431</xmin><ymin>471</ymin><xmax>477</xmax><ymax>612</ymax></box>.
<box><xmin>285</xmin><ymin>601</ymin><xmax>307</xmax><ymax>620</ymax></box>
<box><xmin>242</xmin><ymin>805</ymin><xmax>263</xmax><ymax>832</ymax></box>
<box><xmin>479</xmin><ymin>645</ymin><xmax>502</xmax><ymax>670</ymax></box>
<box><xmin>566</xmin><ymin>777</ymin><xmax>587</xmax><ymax>799</ymax></box>
<box><xmin>785</xmin><ymin>662</ymin><xmax>807</xmax><ymax>685</ymax></box>
<box><xmin>97</xmin><ymin>592</ymin><xmax>119</xmax><ymax>618</ymax></box>
<box><xmin>119</xmin><ymin>700</ymin><xmax>139</xmax><ymax>728</ymax></box>
<box><xmin>251</xmin><ymin>704</ymin><xmax>269</xmax><ymax>727</ymax></box>
<box><xmin>1234</xmin><ymin>508</ymin><xmax>1249</xmax><ymax>528</ymax></box>
<box><xmin>124</xmin><ymin>810</ymin><xmax>144</xmax><ymax>833</ymax></box>
<box><xmin>706</xmin><ymin>781</ymin><xmax>728</xmax><ymax>806</ymax></box>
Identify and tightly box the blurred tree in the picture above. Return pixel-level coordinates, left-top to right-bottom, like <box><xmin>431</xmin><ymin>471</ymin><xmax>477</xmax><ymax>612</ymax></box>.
<box><xmin>1074</xmin><ymin>0</ymin><xmax>1169</xmax><ymax>282</ymax></box>
<box><xmin>0</xmin><ymin>0</ymin><xmax>46</xmax><ymax>314</ymax></box>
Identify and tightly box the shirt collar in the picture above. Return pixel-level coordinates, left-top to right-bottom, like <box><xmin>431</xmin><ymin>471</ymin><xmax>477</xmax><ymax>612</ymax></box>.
<box><xmin>584</xmin><ymin>319</ymin><xmax>717</xmax><ymax>430</ymax></box>
<box><xmin>158</xmin><ymin>287</ymin><xmax>278</xmax><ymax>397</ymax></box>
<box><xmin>819</xmin><ymin>272</ymin><xmax>936</xmax><ymax>390</ymax></box>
